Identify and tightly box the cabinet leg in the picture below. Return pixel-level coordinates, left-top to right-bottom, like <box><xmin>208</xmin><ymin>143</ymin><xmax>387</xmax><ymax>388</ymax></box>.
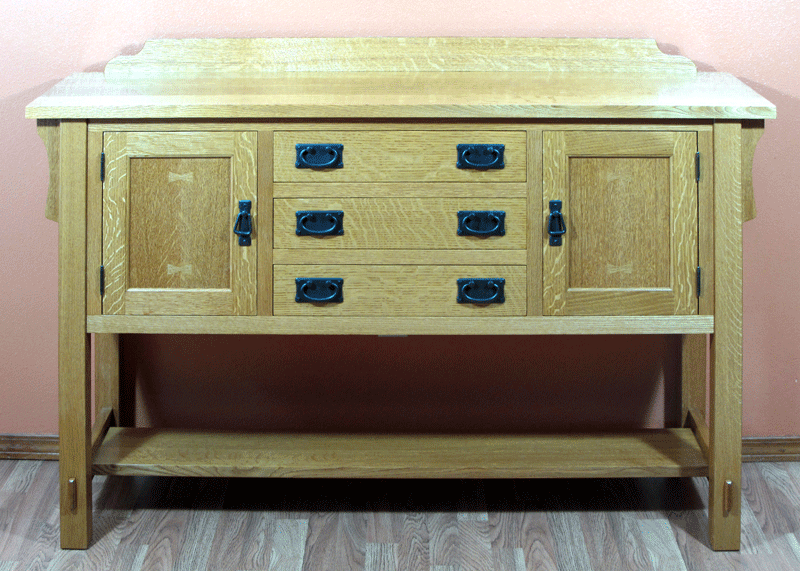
<box><xmin>59</xmin><ymin>332</ymin><xmax>92</xmax><ymax>549</ymax></box>
<box><xmin>708</xmin><ymin>328</ymin><xmax>742</xmax><ymax>550</ymax></box>
<box><xmin>58</xmin><ymin>119</ymin><xmax>92</xmax><ymax>549</ymax></box>
<box><xmin>708</xmin><ymin>121</ymin><xmax>743</xmax><ymax>551</ymax></box>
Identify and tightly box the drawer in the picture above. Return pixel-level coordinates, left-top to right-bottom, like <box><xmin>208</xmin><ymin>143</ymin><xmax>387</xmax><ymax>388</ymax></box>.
<box><xmin>274</xmin><ymin>131</ymin><xmax>527</xmax><ymax>182</ymax></box>
<box><xmin>274</xmin><ymin>265</ymin><xmax>526</xmax><ymax>316</ymax></box>
<box><xmin>274</xmin><ymin>198</ymin><xmax>527</xmax><ymax>249</ymax></box>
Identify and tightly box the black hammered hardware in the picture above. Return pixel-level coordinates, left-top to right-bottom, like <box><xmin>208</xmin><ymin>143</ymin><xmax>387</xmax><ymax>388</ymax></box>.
<box><xmin>295</xmin><ymin>144</ymin><xmax>344</xmax><ymax>169</ymax></box>
<box><xmin>457</xmin><ymin>210</ymin><xmax>505</xmax><ymax>237</ymax></box>
<box><xmin>295</xmin><ymin>278</ymin><xmax>344</xmax><ymax>303</ymax></box>
<box><xmin>295</xmin><ymin>210</ymin><xmax>344</xmax><ymax>236</ymax></box>
<box><xmin>548</xmin><ymin>200</ymin><xmax>566</xmax><ymax>246</ymax></box>
<box><xmin>456</xmin><ymin>144</ymin><xmax>505</xmax><ymax>170</ymax></box>
<box><xmin>457</xmin><ymin>278</ymin><xmax>505</xmax><ymax>304</ymax></box>
<box><xmin>233</xmin><ymin>200</ymin><xmax>253</xmax><ymax>246</ymax></box>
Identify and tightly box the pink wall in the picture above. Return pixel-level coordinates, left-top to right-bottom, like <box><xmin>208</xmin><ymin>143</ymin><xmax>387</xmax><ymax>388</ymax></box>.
<box><xmin>2</xmin><ymin>1</ymin><xmax>797</xmax><ymax>436</ymax></box>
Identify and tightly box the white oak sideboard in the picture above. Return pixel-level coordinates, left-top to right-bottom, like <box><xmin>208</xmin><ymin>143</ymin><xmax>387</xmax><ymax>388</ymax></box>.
<box><xmin>26</xmin><ymin>37</ymin><xmax>776</xmax><ymax>550</ymax></box>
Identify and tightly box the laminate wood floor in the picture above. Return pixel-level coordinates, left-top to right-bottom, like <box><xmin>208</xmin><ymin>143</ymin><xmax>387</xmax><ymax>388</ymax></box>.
<box><xmin>1</xmin><ymin>460</ymin><xmax>800</xmax><ymax>570</ymax></box>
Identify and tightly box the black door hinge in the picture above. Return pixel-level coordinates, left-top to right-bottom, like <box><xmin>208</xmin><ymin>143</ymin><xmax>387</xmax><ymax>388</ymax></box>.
<box><xmin>695</xmin><ymin>152</ymin><xmax>701</xmax><ymax>182</ymax></box>
<box><xmin>100</xmin><ymin>152</ymin><xmax>105</xmax><ymax>182</ymax></box>
<box><xmin>696</xmin><ymin>266</ymin><xmax>702</xmax><ymax>297</ymax></box>
<box><xmin>100</xmin><ymin>265</ymin><xmax>105</xmax><ymax>297</ymax></box>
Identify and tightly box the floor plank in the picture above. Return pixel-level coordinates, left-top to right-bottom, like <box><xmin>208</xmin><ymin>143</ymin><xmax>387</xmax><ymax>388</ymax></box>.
<box><xmin>1</xmin><ymin>461</ymin><xmax>800</xmax><ymax>570</ymax></box>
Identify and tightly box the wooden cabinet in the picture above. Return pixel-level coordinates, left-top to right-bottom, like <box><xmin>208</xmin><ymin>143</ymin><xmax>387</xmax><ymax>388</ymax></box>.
<box><xmin>543</xmin><ymin>130</ymin><xmax>698</xmax><ymax>315</ymax></box>
<box><xmin>102</xmin><ymin>131</ymin><xmax>258</xmax><ymax>315</ymax></box>
<box><xmin>27</xmin><ymin>38</ymin><xmax>775</xmax><ymax>551</ymax></box>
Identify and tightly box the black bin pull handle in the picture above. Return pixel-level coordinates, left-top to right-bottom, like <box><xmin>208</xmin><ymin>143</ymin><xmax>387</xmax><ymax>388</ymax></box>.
<box><xmin>296</xmin><ymin>144</ymin><xmax>344</xmax><ymax>169</ymax></box>
<box><xmin>233</xmin><ymin>200</ymin><xmax>252</xmax><ymax>246</ymax></box>
<box><xmin>548</xmin><ymin>200</ymin><xmax>566</xmax><ymax>246</ymax></box>
<box><xmin>295</xmin><ymin>278</ymin><xmax>344</xmax><ymax>303</ymax></box>
<box><xmin>295</xmin><ymin>211</ymin><xmax>344</xmax><ymax>236</ymax></box>
<box><xmin>457</xmin><ymin>278</ymin><xmax>505</xmax><ymax>304</ymax></box>
<box><xmin>456</xmin><ymin>144</ymin><xmax>505</xmax><ymax>170</ymax></box>
<box><xmin>457</xmin><ymin>210</ymin><xmax>505</xmax><ymax>237</ymax></box>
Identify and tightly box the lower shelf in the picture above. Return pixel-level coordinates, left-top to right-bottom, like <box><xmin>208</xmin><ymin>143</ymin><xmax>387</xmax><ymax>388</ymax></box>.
<box><xmin>92</xmin><ymin>428</ymin><xmax>708</xmax><ymax>479</ymax></box>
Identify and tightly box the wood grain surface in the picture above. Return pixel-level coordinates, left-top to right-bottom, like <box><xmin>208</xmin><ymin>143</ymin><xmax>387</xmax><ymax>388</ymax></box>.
<box><xmin>36</xmin><ymin>120</ymin><xmax>60</xmax><ymax>222</ymax></box>
<box><xmin>274</xmin><ymin>131</ymin><xmax>527</xmax><ymax>183</ymax></box>
<box><xmin>92</xmin><ymin>428</ymin><xmax>707</xmax><ymax>479</ymax></box>
<box><xmin>102</xmin><ymin>131</ymin><xmax>257</xmax><ymax>316</ymax></box>
<box><xmin>542</xmin><ymin>130</ymin><xmax>698</xmax><ymax>316</ymax></box>
<box><xmin>708</xmin><ymin>121</ymin><xmax>744</xmax><ymax>550</ymax></box>
<box><xmin>274</xmin><ymin>198</ymin><xmax>527</xmax><ymax>250</ymax></box>
<box><xmin>102</xmin><ymin>38</ymin><xmax>699</xmax><ymax>77</ymax></box>
<box><xmin>85</xmin><ymin>315</ymin><xmax>715</xmax><ymax>335</ymax></box>
<box><xmin>273</xmin><ymin>265</ymin><xmax>527</xmax><ymax>317</ymax></box>
<box><xmin>57</xmin><ymin>120</ymin><xmax>92</xmax><ymax>549</ymax></box>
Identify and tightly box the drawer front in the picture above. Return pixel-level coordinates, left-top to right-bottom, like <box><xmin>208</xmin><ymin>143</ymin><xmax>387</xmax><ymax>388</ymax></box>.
<box><xmin>274</xmin><ymin>265</ymin><xmax>526</xmax><ymax>316</ymax></box>
<box><xmin>274</xmin><ymin>198</ymin><xmax>527</xmax><ymax>249</ymax></box>
<box><xmin>274</xmin><ymin>131</ymin><xmax>527</xmax><ymax>182</ymax></box>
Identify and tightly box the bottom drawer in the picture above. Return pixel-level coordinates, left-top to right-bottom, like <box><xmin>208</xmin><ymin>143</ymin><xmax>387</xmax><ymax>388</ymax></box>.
<box><xmin>274</xmin><ymin>265</ymin><xmax>526</xmax><ymax>316</ymax></box>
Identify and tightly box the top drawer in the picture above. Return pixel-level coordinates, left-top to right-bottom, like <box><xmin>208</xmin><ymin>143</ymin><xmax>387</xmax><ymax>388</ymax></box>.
<box><xmin>274</xmin><ymin>130</ymin><xmax>527</xmax><ymax>182</ymax></box>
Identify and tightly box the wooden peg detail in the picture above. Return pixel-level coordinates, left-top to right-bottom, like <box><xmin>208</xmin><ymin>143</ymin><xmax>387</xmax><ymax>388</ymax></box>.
<box><xmin>67</xmin><ymin>477</ymin><xmax>77</xmax><ymax>512</ymax></box>
<box><xmin>723</xmin><ymin>479</ymin><xmax>734</xmax><ymax>517</ymax></box>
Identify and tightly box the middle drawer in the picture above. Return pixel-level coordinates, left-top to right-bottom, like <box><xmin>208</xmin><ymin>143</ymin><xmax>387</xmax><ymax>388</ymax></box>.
<box><xmin>274</xmin><ymin>198</ymin><xmax>526</xmax><ymax>249</ymax></box>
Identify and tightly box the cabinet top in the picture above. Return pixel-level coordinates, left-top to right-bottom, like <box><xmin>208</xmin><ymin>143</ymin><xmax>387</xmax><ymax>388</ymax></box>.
<box><xmin>26</xmin><ymin>38</ymin><xmax>776</xmax><ymax>120</ymax></box>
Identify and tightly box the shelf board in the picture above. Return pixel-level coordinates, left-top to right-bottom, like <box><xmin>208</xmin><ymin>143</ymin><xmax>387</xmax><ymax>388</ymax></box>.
<box><xmin>93</xmin><ymin>428</ymin><xmax>708</xmax><ymax>479</ymax></box>
<box><xmin>87</xmin><ymin>315</ymin><xmax>714</xmax><ymax>335</ymax></box>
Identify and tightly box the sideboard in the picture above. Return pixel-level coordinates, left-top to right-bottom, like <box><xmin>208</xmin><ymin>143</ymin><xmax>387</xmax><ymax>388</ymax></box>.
<box><xmin>26</xmin><ymin>37</ymin><xmax>776</xmax><ymax>550</ymax></box>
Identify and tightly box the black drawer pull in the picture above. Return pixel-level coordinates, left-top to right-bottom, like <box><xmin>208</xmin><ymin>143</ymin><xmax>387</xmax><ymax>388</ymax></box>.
<box><xmin>548</xmin><ymin>200</ymin><xmax>566</xmax><ymax>246</ymax></box>
<box><xmin>296</xmin><ymin>144</ymin><xmax>344</xmax><ymax>169</ymax></box>
<box><xmin>457</xmin><ymin>210</ymin><xmax>505</xmax><ymax>237</ymax></box>
<box><xmin>456</xmin><ymin>144</ymin><xmax>505</xmax><ymax>170</ymax></box>
<box><xmin>296</xmin><ymin>211</ymin><xmax>344</xmax><ymax>236</ymax></box>
<box><xmin>457</xmin><ymin>278</ymin><xmax>505</xmax><ymax>304</ymax></box>
<box><xmin>232</xmin><ymin>200</ymin><xmax>252</xmax><ymax>246</ymax></box>
<box><xmin>295</xmin><ymin>278</ymin><xmax>344</xmax><ymax>303</ymax></box>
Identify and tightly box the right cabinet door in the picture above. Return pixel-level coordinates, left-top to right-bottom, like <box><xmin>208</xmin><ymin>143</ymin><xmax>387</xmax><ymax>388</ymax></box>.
<box><xmin>543</xmin><ymin>130</ymin><xmax>698</xmax><ymax>315</ymax></box>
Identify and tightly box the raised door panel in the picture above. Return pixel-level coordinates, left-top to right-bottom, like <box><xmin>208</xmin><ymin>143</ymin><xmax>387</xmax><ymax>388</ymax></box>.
<box><xmin>103</xmin><ymin>131</ymin><xmax>257</xmax><ymax>315</ymax></box>
<box><xmin>543</xmin><ymin>131</ymin><xmax>698</xmax><ymax>315</ymax></box>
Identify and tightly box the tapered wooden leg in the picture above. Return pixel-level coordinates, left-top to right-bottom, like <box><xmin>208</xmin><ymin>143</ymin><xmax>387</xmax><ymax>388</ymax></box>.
<box><xmin>58</xmin><ymin>120</ymin><xmax>92</xmax><ymax>549</ymax></box>
<box><xmin>708</xmin><ymin>121</ymin><xmax>743</xmax><ymax>551</ymax></box>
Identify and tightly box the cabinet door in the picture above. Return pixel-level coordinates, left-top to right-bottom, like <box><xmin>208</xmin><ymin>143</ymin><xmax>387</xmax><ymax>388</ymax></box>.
<box><xmin>543</xmin><ymin>131</ymin><xmax>697</xmax><ymax>315</ymax></box>
<box><xmin>103</xmin><ymin>131</ymin><xmax>257</xmax><ymax>315</ymax></box>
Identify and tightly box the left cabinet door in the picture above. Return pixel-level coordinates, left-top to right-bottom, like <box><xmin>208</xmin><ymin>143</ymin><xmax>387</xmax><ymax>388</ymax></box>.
<box><xmin>102</xmin><ymin>131</ymin><xmax>258</xmax><ymax>315</ymax></box>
